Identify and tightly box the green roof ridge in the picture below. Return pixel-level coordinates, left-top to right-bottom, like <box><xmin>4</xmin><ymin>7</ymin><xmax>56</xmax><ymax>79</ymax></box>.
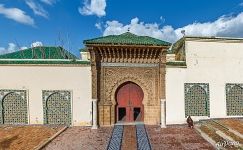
<box><xmin>84</xmin><ymin>32</ymin><xmax>171</xmax><ymax>46</ymax></box>
<box><xmin>0</xmin><ymin>46</ymin><xmax>78</xmax><ymax>60</ymax></box>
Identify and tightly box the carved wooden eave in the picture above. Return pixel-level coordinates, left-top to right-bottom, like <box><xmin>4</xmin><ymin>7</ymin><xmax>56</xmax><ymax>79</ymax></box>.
<box><xmin>86</xmin><ymin>45</ymin><xmax>169</xmax><ymax>64</ymax></box>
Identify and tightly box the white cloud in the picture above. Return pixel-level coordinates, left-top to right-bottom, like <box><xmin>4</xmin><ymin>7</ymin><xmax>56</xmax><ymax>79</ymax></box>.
<box><xmin>103</xmin><ymin>12</ymin><xmax>243</xmax><ymax>43</ymax></box>
<box><xmin>0</xmin><ymin>4</ymin><xmax>35</xmax><ymax>26</ymax></box>
<box><xmin>8</xmin><ymin>43</ymin><xmax>17</xmax><ymax>52</ymax></box>
<box><xmin>0</xmin><ymin>42</ymin><xmax>43</xmax><ymax>55</ymax></box>
<box><xmin>0</xmin><ymin>42</ymin><xmax>45</xmax><ymax>55</ymax></box>
<box><xmin>20</xmin><ymin>46</ymin><xmax>28</xmax><ymax>50</ymax></box>
<box><xmin>79</xmin><ymin>0</ymin><xmax>106</xmax><ymax>17</ymax></box>
<box><xmin>0</xmin><ymin>43</ymin><xmax>19</xmax><ymax>54</ymax></box>
<box><xmin>26</xmin><ymin>0</ymin><xmax>48</xmax><ymax>18</ymax></box>
<box><xmin>40</xmin><ymin>0</ymin><xmax>56</xmax><ymax>5</ymax></box>
<box><xmin>176</xmin><ymin>13</ymin><xmax>243</xmax><ymax>38</ymax></box>
<box><xmin>95</xmin><ymin>22</ymin><xmax>102</xmax><ymax>30</ymax></box>
<box><xmin>160</xmin><ymin>16</ymin><xmax>165</xmax><ymax>23</ymax></box>
<box><xmin>103</xmin><ymin>17</ymin><xmax>178</xmax><ymax>42</ymax></box>
<box><xmin>31</xmin><ymin>41</ymin><xmax>43</xmax><ymax>48</ymax></box>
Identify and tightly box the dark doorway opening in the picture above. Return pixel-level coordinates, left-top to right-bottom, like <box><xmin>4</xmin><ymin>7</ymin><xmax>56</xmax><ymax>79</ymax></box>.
<box><xmin>118</xmin><ymin>107</ymin><xmax>126</xmax><ymax>121</ymax></box>
<box><xmin>133</xmin><ymin>107</ymin><xmax>141</xmax><ymax>121</ymax></box>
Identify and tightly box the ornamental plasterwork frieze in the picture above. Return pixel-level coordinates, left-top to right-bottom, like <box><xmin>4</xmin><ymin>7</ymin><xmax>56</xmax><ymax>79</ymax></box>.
<box><xmin>102</xmin><ymin>67</ymin><xmax>158</xmax><ymax>105</ymax></box>
<box><xmin>101</xmin><ymin>62</ymin><xmax>159</xmax><ymax>67</ymax></box>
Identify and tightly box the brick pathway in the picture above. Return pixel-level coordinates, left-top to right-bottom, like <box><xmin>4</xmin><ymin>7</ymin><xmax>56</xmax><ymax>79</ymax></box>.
<box><xmin>43</xmin><ymin>127</ymin><xmax>112</xmax><ymax>150</ymax></box>
<box><xmin>146</xmin><ymin>125</ymin><xmax>214</xmax><ymax>150</ymax></box>
<box><xmin>121</xmin><ymin>126</ymin><xmax>137</xmax><ymax>150</ymax></box>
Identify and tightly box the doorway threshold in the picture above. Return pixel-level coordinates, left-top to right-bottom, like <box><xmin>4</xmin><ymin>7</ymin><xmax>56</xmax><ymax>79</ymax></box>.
<box><xmin>115</xmin><ymin>121</ymin><xmax>144</xmax><ymax>125</ymax></box>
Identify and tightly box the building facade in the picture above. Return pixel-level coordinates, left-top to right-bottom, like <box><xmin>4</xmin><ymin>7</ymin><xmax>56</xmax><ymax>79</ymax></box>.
<box><xmin>0</xmin><ymin>34</ymin><xmax>242</xmax><ymax>127</ymax></box>
<box><xmin>166</xmin><ymin>36</ymin><xmax>243</xmax><ymax>124</ymax></box>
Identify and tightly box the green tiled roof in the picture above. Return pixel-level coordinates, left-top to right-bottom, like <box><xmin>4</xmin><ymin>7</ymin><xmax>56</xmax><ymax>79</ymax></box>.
<box><xmin>0</xmin><ymin>46</ymin><xmax>77</xmax><ymax>59</ymax></box>
<box><xmin>0</xmin><ymin>60</ymin><xmax>90</xmax><ymax>65</ymax></box>
<box><xmin>84</xmin><ymin>32</ymin><xmax>171</xmax><ymax>46</ymax></box>
<box><xmin>79</xmin><ymin>48</ymin><xmax>88</xmax><ymax>52</ymax></box>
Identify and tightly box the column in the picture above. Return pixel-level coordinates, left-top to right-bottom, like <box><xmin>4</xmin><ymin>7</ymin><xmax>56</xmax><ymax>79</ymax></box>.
<box><xmin>92</xmin><ymin>99</ymin><xmax>98</xmax><ymax>129</ymax></box>
<box><xmin>160</xmin><ymin>99</ymin><xmax>166</xmax><ymax>128</ymax></box>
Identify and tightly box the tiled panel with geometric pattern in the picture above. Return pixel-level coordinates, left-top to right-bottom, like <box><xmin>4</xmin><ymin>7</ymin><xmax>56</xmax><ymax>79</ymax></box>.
<box><xmin>43</xmin><ymin>90</ymin><xmax>71</xmax><ymax>125</ymax></box>
<box><xmin>226</xmin><ymin>84</ymin><xmax>243</xmax><ymax>116</ymax></box>
<box><xmin>0</xmin><ymin>90</ymin><xmax>28</xmax><ymax>124</ymax></box>
<box><xmin>185</xmin><ymin>83</ymin><xmax>210</xmax><ymax>117</ymax></box>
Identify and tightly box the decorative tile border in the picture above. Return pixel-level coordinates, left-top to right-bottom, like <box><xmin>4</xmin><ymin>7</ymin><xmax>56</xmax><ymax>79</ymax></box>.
<box><xmin>42</xmin><ymin>90</ymin><xmax>71</xmax><ymax>125</ymax></box>
<box><xmin>185</xmin><ymin>83</ymin><xmax>210</xmax><ymax>117</ymax></box>
<box><xmin>0</xmin><ymin>90</ymin><xmax>27</xmax><ymax>124</ymax></box>
<box><xmin>101</xmin><ymin>62</ymin><xmax>159</xmax><ymax>67</ymax></box>
<box><xmin>136</xmin><ymin>124</ymin><xmax>152</xmax><ymax>150</ymax></box>
<box><xmin>226</xmin><ymin>84</ymin><xmax>243</xmax><ymax>116</ymax></box>
<box><xmin>106</xmin><ymin>125</ymin><xmax>124</xmax><ymax>150</ymax></box>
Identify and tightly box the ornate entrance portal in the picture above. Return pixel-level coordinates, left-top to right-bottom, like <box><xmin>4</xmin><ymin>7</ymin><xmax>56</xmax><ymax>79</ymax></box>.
<box><xmin>84</xmin><ymin>32</ymin><xmax>170</xmax><ymax>126</ymax></box>
<box><xmin>116</xmin><ymin>82</ymin><xmax>144</xmax><ymax>122</ymax></box>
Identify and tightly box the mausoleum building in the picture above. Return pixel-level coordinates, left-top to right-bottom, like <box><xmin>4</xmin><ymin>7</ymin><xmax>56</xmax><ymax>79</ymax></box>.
<box><xmin>0</xmin><ymin>33</ymin><xmax>242</xmax><ymax>127</ymax></box>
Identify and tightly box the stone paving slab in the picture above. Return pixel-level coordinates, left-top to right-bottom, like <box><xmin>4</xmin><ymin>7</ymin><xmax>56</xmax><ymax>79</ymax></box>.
<box><xmin>146</xmin><ymin>125</ymin><xmax>215</xmax><ymax>150</ymax></box>
<box><xmin>43</xmin><ymin>127</ymin><xmax>112</xmax><ymax>150</ymax></box>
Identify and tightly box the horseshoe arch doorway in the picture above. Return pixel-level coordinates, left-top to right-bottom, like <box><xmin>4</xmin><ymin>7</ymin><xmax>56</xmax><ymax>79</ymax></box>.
<box><xmin>116</xmin><ymin>81</ymin><xmax>144</xmax><ymax>122</ymax></box>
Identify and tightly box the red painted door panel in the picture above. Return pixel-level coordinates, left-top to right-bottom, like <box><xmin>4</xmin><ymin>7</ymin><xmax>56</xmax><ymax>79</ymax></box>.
<box><xmin>116</xmin><ymin>82</ymin><xmax>144</xmax><ymax>122</ymax></box>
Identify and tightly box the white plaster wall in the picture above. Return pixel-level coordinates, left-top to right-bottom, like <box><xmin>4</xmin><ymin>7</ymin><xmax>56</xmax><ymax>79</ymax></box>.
<box><xmin>166</xmin><ymin>41</ymin><xmax>243</xmax><ymax>124</ymax></box>
<box><xmin>166</xmin><ymin>67</ymin><xmax>186</xmax><ymax>124</ymax></box>
<box><xmin>0</xmin><ymin>65</ymin><xmax>92</xmax><ymax>126</ymax></box>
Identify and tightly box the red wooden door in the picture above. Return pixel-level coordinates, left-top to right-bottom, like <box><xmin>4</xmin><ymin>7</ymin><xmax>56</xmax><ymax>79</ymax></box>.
<box><xmin>116</xmin><ymin>82</ymin><xmax>144</xmax><ymax>122</ymax></box>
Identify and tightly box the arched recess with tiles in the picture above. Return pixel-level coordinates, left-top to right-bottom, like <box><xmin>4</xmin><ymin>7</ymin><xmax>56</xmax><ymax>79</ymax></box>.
<box><xmin>0</xmin><ymin>90</ymin><xmax>28</xmax><ymax>124</ymax></box>
<box><xmin>42</xmin><ymin>90</ymin><xmax>72</xmax><ymax>125</ymax></box>
<box><xmin>226</xmin><ymin>84</ymin><xmax>243</xmax><ymax>116</ymax></box>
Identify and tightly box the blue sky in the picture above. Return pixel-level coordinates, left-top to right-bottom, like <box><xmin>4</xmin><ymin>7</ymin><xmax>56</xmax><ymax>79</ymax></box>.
<box><xmin>0</xmin><ymin>0</ymin><xmax>243</xmax><ymax>57</ymax></box>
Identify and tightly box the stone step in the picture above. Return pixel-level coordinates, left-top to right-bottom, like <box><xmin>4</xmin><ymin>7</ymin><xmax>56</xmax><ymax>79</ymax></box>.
<box><xmin>207</xmin><ymin>120</ymin><xmax>243</xmax><ymax>148</ymax></box>
<box><xmin>215</xmin><ymin>120</ymin><xmax>243</xmax><ymax>139</ymax></box>
<box><xmin>194</xmin><ymin>125</ymin><xmax>219</xmax><ymax>150</ymax></box>
<box><xmin>196</xmin><ymin>120</ymin><xmax>242</xmax><ymax>150</ymax></box>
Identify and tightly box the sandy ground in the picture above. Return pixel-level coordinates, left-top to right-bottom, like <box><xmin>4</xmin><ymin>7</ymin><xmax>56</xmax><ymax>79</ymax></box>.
<box><xmin>0</xmin><ymin>125</ymin><xmax>62</xmax><ymax>150</ymax></box>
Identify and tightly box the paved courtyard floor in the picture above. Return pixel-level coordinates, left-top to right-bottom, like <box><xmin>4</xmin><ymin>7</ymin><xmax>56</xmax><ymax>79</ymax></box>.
<box><xmin>147</xmin><ymin>125</ymin><xmax>214</xmax><ymax>150</ymax></box>
<box><xmin>44</xmin><ymin>125</ymin><xmax>214</xmax><ymax>150</ymax></box>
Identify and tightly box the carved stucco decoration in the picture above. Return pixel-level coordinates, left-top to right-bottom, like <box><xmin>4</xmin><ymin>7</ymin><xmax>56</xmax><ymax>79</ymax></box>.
<box><xmin>101</xmin><ymin>67</ymin><xmax>159</xmax><ymax>106</ymax></box>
